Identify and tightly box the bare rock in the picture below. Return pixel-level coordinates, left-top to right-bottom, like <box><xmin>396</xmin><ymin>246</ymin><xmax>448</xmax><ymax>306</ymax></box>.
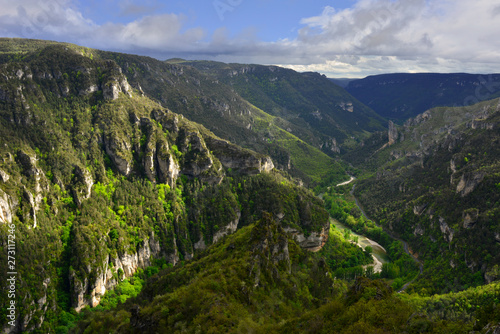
<box><xmin>439</xmin><ymin>216</ymin><xmax>454</xmax><ymax>243</ymax></box>
<box><xmin>72</xmin><ymin>165</ymin><xmax>94</xmax><ymax>207</ymax></box>
<box><xmin>206</xmin><ymin>137</ymin><xmax>274</xmax><ymax>174</ymax></box>
<box><xmin>0</xmin><ymin>168</ymin><xmax>9</xmax><ymax>183</ymax></box>
<box><xmin>213</xmin><ymin>212</ymin><xmax>241</xmax><ymax>244</ymax></box>
<box><xmin>0</xmin><ymin>188</ymin><xmax>14</xmax><ymax>224</ymax></box>
<box><xmin>104</xmin><ymin>135</ymin><xmax>132</xmax><ymax>176</ymax></box>
<box><xmin>284</xmin><ymin>224</ymin><xmax>329</xmax><ymax>252</ymax></box>
<box><xmin>194</xmin><ymin>235</ymin><xmax>207</xmax><ymax>251</ymax></box>
<box><xmin>462</xmin><ymin>208</ymin><xmax>479</xmax><ymax>229</ymax></box>
<box><xmin>157</xmin><ymin>142</ymin><xmax>180</xmax><ymax>188</ymax></box>
<box><xmin>413</xmin><ymin>204</ymin><xmax>427</xmax><ymax>216</ymax></box>
<box><xmin>485</xmin><ymin>265</ymin><xmax>500</xmax><ymax>284</ymax></box>
<box><xmin>456</xmin><ymin>172</ymin><xmax>485</xmax><ymax>197</ymax></box>
<box><xmin>72</xmin><ymin>237</ymin><xmax>161</xmax><ymax>312</ymax></box>
<box><xmin>388</xmin><ymin>121</ymin><xmax>398</xmax><ymax>145</ymax></box>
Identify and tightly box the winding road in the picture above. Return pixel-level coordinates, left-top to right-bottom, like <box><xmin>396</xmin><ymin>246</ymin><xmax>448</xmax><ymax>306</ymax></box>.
<box><xmin>350</xmin><ymin>184</ymin><xmax>424</xmax><ymax>292</ymax></box>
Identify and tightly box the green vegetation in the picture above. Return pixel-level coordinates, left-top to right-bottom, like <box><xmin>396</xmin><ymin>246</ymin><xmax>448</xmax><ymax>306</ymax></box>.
<box><xmin>351</xmin><ymin>100</ymin><xmax>500</xmax><ymax>294</ymax></box>
<box><xmin>72</xmin><ymin>216</ymin><xmax>500</xmax><ymax>333</ymax></box>
<box><xmin>0</xmin><ymin>39</ymin><xmax>331</xmax><ymax>332</ymax></box>
<box><xmin>323</xmin><ymin>185</ymin><xmax>420</xmax><ymax>287</ymax></box>
<box><xmin>1</xmin><ymin>38</ymin><xmax>500</xmax><ymax>333</ymax></box>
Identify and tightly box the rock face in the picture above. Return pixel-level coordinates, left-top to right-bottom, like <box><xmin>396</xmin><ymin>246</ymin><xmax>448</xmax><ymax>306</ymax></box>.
<box><xmin>0</xmin><ymin>188</ymin><xmax>15</xmax><ymax>224</ymax></box>
<box><xmin>0</xmin><ymin>168</ymin><xmax>9</xmax><ymax>183</ymax></box>
<box><xmin>485</xmin><ymin>265</ymin><xmax>500</xmax><ymax>284</ymax></box>
<box><xmin>104</xmin><ymin>135</ymin><xmax>133</xmax><ymax>176</ymax></box>
<box><xmin>284</xmin><ymin>225</ymin><xmax>329</xmax><ymax>252</ymax></box>
<box><xmin>413</xmin><ymin>204</ymin><xmax>427</xmax><ymax>216</ymax></box>
<box><xmin>71</xmin><ymin>237</ymin><xmax>161</xmax><ymax>312</ymax></box>
<box><xmin>193</xmin><ymin>235</ymin><xmax>207</xmax><ymax>251</ymax></box>
<box><xmin>103</xmin><ymin>75</ymin><xmax>132</xmax><ymax>101</ymax></box>
<box><xmin>462</xmin><ymin>209</ymin><xmax>479</xmax><ymax>229</ymax></box>
<box><xmin>16</xmin><ymin>150</ymin><xmax>48</xmax><ymax>228</ymax></box>
<box><xmin>456</xmin><ymin>172</ymin><xmax>485</xmax><ymax>197</ymax></box>
<box><xmin>388</xmin><ymin>120</ymin><xmax>398</xmax><ymax>145</ymax></box>
<box><xmin>439</xmin><ymin>216</ymin><xmax>454</xmax><ymax>243</ymax></box>
<box><xmin>213</xmin><ymin>212</ymin><xmax>241</xmax><ymax>244</ymax></box>
<box><xmin>72</xmin><ymin>165</ymin><xmax>94</xmax><ymax>207</ymax></box>
<box><xmin>157</xmin><ymin>146</ymin><xmax>180</xmax><ymax>188</ymax></box>
<box><xmin>206</xmin><ymin>138</ymin><xmax>274</xmax><ymax>174</ymax></box>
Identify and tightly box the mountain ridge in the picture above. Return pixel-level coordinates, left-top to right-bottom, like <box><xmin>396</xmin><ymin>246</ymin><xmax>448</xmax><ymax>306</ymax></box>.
<box><xmin>345</xmin><ymin>72</ymin><xmax>500</xmax><ymax>121</ymax></box>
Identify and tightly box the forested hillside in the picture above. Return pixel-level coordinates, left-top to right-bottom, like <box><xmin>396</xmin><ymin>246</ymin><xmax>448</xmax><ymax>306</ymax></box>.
<box><xmin>1</xmin><ymin>38</ymin><xmax>500</xmax><ymax>333</ymax></box>
<box><xmin>352</xmin><ymin>98</ymin><xmax>500</xmax><ymax>294</ymax></box>
<box><xmin>0</xmin><ymin>41</ymin><xmax>331</xmax><ymax>332</ymax></box>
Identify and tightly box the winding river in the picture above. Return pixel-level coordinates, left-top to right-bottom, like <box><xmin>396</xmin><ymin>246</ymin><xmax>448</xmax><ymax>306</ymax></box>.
<box><xmin>330</xmin><ymin>217</ymin><xmax>390</xmax><ymax>273</ymax></box>
<box><xmin>349</xmin><ymin>183</ymin><xmax>424</xmax><ymax>292</ymax></box>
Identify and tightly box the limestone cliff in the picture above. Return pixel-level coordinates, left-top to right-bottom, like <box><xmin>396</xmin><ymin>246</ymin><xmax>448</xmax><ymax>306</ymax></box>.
<box><xmin>71</xmin><ymin>237</ymin><xmax>161</xmax><ymax>312</ymax></box>
<box><xmin>205</xmin><ymin>137</ymin><xmax>274</xmax><ymax>175</ymax></box>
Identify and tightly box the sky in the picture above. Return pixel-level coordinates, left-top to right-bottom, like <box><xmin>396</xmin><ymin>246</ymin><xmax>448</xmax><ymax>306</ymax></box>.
<box><xmin>1</xmin><ymin>0</ymin><xmax>500</xmax><ymax>78</ymax></box>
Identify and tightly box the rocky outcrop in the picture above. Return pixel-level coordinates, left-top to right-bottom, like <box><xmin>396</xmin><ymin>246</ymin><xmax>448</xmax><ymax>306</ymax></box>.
<box><xmin>284</xmin><ymin>225</ymin><xmax>329</xmax><ymax>252</ymax></box>
<box><xmin>213</xmin><ymin>212</ymin><xmax>241</xmax><ymax>244</ymax></box>
<box><xmin>72</xmin><ymin>165</ymin><xmax>94</xmax><ymax>207</ymax></box>
<box><xmin>0</xmin><ymin>168</ymin><xmax>9</xmax><ymax>183</ymax></box>
<box><xmin>413</xmin><ymin>204</ymin><xmax>427</xmax><ymax>216</ymax></box>
<box><xmin>249</xmin><ymin>213</ymin><xmax>292</xmax><ymax>288</ymax></box>
<box><xmin>439</xmin><ymin>216</ymin><xmax>454</xmax><ymax>242</ymax></box>
<box><xmin>193</xmin><ymin>235</ymin><xmax>207</xmax><ymax>251</ymax></box>
<box><xmin>388</xmin><ymin>121</ymin><xmax>398</xmax><ymax>145</ymax></box>
<box><xmin>102</xmin><ymin>69</ymin><xmax>132</xmax><ymax>101</ymax></box>
<box><xmin>462</xmin><ymin>208</ymin><xmax>479</xmax><ymax>229</ymax></box>
<box><xmin>404</xmin><ymin>110</ymin><xmax>432</xmax><ymax>127</ymax></box>
<box><xmin>16</xmin><ymin>150</ymin><xmax>48</xmax><ymax>228</ymax></box>
<box><xmin>456</xmin><ymin>172</ymin><xmax>485</xmax><ymax>197</ymax></box>
<box><xmin>0</xmin><ymin>188</ymin><xmax>16</xmax><ymax>224</ymax></box>
<box><xmin>485</xmin><ymin>265</ymin><xmax>500</xmax><ymax>284</ymax></box>
<box><xmin>104</xmin><ymin>135</ymin><xmax>132</xmax><ymax>176</ymax></box>
<box><xmin>177</xmin><ymin>130</ymin><xmax>224</xmax><ymax>184</ymax></box>
<box><xmin>339</xmin><ymin>102</ymin><xmax>354</xmax><ymax>112</ymax></box>
<box><xmin>206</xmin><ymin>137</ymin><xmax>274</xmax><ymax>174</ymax></box>
<box><xmin>71</xmin><ymin>237</ymin><xmax>161</xmax><ymax>312</ymax></box>
<box><xmin>79</xmin><ymin>84</ymin><xmax>98</xmax><ymax>96</ymax></box>
<box><xmin>157</xmin><ymin>141</ymin><xmax>180</xmax><ymax>188</ymax></box>
<box><xmin>326</xmin><ymin>137</ymin><xmax>341</xmax><ymax>153</ymax></box>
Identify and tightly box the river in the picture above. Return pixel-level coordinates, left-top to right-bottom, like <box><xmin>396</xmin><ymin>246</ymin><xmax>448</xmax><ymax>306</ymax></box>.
<box><xmin>349</xmin><ymin>184</ymin><xmax>424</xmax><ymax>292</ymax></box>
<box><xmin>330</xmin><ymin>217</ymin><xmax>390</xmax><ymax>273</ymax></box>
<box><xmin>321</xmin><ymin>176</ymin><xmax>390</xmax><ymax>273</ymax></box>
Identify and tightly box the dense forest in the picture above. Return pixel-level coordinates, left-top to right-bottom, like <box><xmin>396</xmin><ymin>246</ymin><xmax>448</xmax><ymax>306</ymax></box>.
<box><xmin>0</xmin><ymin>38</ymin><xmax>499</xmax><ymax>333</ymax></box>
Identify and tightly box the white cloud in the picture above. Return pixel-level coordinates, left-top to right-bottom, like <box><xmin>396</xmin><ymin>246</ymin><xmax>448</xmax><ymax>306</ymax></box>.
<box><xmin>284</xmin><ymin>0</ymin><xmax>500</xmax><ymax>76</ymax></box>
<box><xmin>1</xmin><ymin>0</ymin><xmax>500</xmax><ymax>77</ymax></box>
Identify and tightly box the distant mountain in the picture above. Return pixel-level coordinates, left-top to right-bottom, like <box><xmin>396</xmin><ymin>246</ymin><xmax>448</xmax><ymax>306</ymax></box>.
<box><xmin>345</xmin><ymin>73</ymin><xmax>500</xmax><ymax>121</ymax></box>
<box><xmin>329</xmin><ymin>77</ymin><xmax>359</xmax><ymax>88</ymax></box>
<box><xmin>0</xmin><ymin>38</ymin><xmax>355</xmax><ymax>186</ymax></box>
<box><xmin>180</xmin><ymin>60</ymin><xmax>387</xmax><ymax>151</ymax></box>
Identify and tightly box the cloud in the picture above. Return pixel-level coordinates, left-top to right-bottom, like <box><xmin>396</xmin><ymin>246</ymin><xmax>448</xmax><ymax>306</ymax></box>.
<box><xmin>276</xmin><ymin>0</ymin><xmax>500</xmax><ymax>76</ymax></box>
<box><xmin>0</xmin><ymin>0</ymin><xmax>206</xmax><ymax>54</ymax></box>
<box><xmin>93</xmin><ymin>14</ymin><xmax>205</xmax><ymax>52</ymax></box>
<box><xmin>0</xmin><ymin>0</ymin><xmax>94</xmax><ymax>40</ymax></box>
<box><xmin>118</xmin><ymin>1</ymin><xmax>161</xmax><ymax>17</ymax></box>
<box><xmin>0</xmin><ymin>0</ymin><xmax>500</xmax><ymax>77</ymax></box>
<box><xmin>190</xmin><ymin>0</ymin><xmax>500</xmax><ymax>76</ymax></box>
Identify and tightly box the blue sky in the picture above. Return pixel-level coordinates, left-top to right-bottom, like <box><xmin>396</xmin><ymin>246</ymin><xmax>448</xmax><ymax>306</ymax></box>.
<box><xmin>1</xmin><ymin>0</ymin><xmax>500</xmax><ymax>77</ymax></box>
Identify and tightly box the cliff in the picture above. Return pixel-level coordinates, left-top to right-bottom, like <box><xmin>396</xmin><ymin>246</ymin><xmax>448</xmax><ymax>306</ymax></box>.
<box><xmin>0</xmin><ymin>42</ymin><xmax>330</xmax><ymax>332</ymax></box>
